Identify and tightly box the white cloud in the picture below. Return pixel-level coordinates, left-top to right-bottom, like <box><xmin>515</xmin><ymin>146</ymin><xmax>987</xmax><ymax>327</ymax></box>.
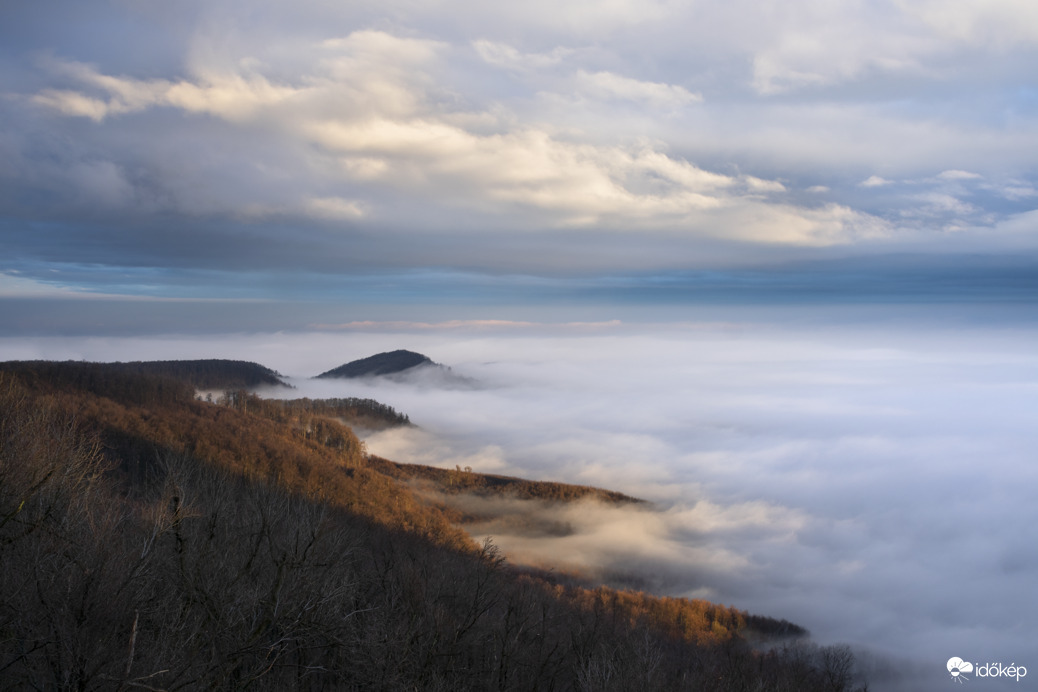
<box><xmin>993</xmin><ymin>208</ymin><xmax>1038</xmax><ymax>235</ymax></box>
<box><xmin>304</xmin><ymin>111</ymin><xmax>866</xmax><ymax>243</ymax></box>
<box><xmin>742</xmin><ymin>176</ymin><xmax>786</xmax><ymax>193</ymax></box>
<box><xmin>741</xmin><ymin>1</ymin><xmax>1038</xmax><ymax>95</ymax></box>
<box><xmin>26</xmin><ymin>28</ymin><xmax>898</xmax><ymax>245</ymax></box>
<box><xmin>9</xmin><ymin>0</ymin><xmax>1038</xmax><ymax>268</ymax></box>
<box><xmin>202</xmin><ymin>318</ymin><xmax>1038</xmax><ymax>676</ymax></box>
<box><xmin>304</xmin><ymin>196</ymin><xmax>366</xmax><ymax>219</ymax></box>
<box><xmin>575</xmin><ymin>69</ymin><xmax>701</xmax><ymax>108</ymax></box>
<box><xmin>905</xmin><ymin>192</ymin><xmax>976</xmax><ymax>217</ymax></box>
<box><xmin>30</xmin><ymin>89</ymin><xmax>113</xmax><ymax>122</ymax></box>
<box><xmin>746</xmin><ymin>2</ymin><xmax>935</xmax><ymax>95</ymax></box>
<box><xmin>998</xmin><ymin>183</ymin><xmax>1038</xmax><ymax>200</ymax></box>
<box><xmin>313</xmin><ymin>30</ymin><xmax>447</xmax><ymax>118</ymax></box>
<box><xmin>472</xmin><ymin>40</ymin><xmax>573</xmax><ymax>71</ymax></box>
<box><xmin>321</xmin><ymin>30</ymin><xmax>443</xmax><ymax>66</ymax></box>
<box><xmin>859</xmin><ymin>175</ymin><xmax>893</xmax><ymax>188</ymax></box>
<box><xmin>32</xmin><ymin>59</ymin><xmax>302</xmax><ymax>122</ymax></box>
<box><xmin>937</xmin><ymin>169</ymin><xmax>982</xmax><ymax>181</ymax></box>
<box><xmin>897</xmin><ymin>0</ymin><xmax>1038</xmax><ymax>46</ymax></box>
<box><xmin>163</xmin><ymin>72</ymin><xmax>300</xmax><ymax>121</ymax></box>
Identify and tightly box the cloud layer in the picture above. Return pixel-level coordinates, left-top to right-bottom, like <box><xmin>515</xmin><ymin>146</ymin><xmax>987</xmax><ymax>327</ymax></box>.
<box><xmin>6</xmin><ymin>313</ymin><xmax>1036</xmax><ymax>689</ymax></box>
<box><xmin>3</xmin><ymin>0</ymin><xmax>1038</xmax><ymax>307</ymax></box>
<box><xmin>316</xmin><ymin>318</ymin><xmax>1038</xmax><ymax>688</ymax></box>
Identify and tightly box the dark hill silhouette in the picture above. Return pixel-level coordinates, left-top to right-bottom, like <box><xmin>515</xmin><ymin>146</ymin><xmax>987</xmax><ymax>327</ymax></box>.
<box><xmin>316</xmin><ymin>349</ymin><xmax>434</xmax><ymax>379</ymax></box>
<box><xmin>0</xmin><ymin>358</ymin><xmax>289</xmax><ymax>392</ymax></box>
<box><xmin>316</xmin><ymin>350</ymin><xmax>481</xmax><ymax>389</ymax></box>
<box><xmin>118</xmin><ymin>358</ymin><xmax>289</xmax><ymax>389</ymax></box>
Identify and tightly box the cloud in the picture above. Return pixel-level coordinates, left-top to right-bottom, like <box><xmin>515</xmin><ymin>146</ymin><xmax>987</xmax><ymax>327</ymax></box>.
<box><xmin>859</xmin><ymin>175</ymin><xmax>893</xmax><ymax>188</ymax></box>
<box><xmin>463</xmin><ymin>496</ymin><xmax>776</xmax><ymax>585</ymax></box>
<box><xmin>304</xmin><ymin>196</ymin><xmax>366</xmax><ymax>219</ymax></box>
<box><xmin>305</xmin><ymin>112</ymin><xmax>858</xmax><ymax>240</ymax></box>
<box><xmin>997</xmin><ymin>182</ymin><xmax>1038</xmax><ymax>200</ymax></box>
<box><xmin>743</xmin><ymin>176</ymin><xmax>786</xmax><ymax>193</ymax></box>
<box><xmin>32</xmin><ymin>58</ymin><xmax>302</xmax><ymax>122</ymax></box>
<box><xmin>744</xmin><ymin>0</ymin><xmax>1038</xmax><ymax>95</ymax></box>
<box><xmin>30</xmin><ymin>89</ymin><xmax>111</xmax><ymax>121</ymax></box>
<box><xmin>745</xmin><ymin>3</ymin><xmax>935</xmax><ymax>94</ymax></box>
<box><xmin>993</xmin><ymin>208</ymin><xmax>1038</xmax><ymax>236</ymax></box>
<box><xmin>18</xmin><ymin>27</ymin><xmax>897</xmax><ymax>249</ymax></box>
<box><xmin>365</xmin><ymin>426</ymin><xmax>511</xmax><ymax>473</ymax></box>
<box><xmin>68</xmin><ymin>316</ymin><xmax>1028</xmax><ymax>682</ymax></box>
<box><xmin>3</xmin><ymin>0</ymin><xmax>1038</xmax><ymax>302</ymax></box>
<box><xmin>903</xmin><ymin>192</ymin><xmax>976</xmax><ymax>218</ymax></box>
<box><xmin>459</xmin><ymin>0</ymin><xmax>676</xmax><ymax>35</ymax></box>
<box><xmin>937</xmin><ymin>169</ymin><xmax>982</xmax><ymax>181</ymax></box>
<box><xmin>575</xmin><ymin>69</ymin><xmax>702</xmax><ymax>108</ymax></box>
<box><xmin>68</xmin><ymin>160</ymin><xmax>135</xmax><ymax>207</ymax></box>
<box><xmin>309</xmin><ymin>319</ymin><xmax>623</xmax><ymax>331</ymax></box>
<box><xmin>0</xmin><ymin>272</ymin><xmax>89</xmax><ymax>298</ymax></box>
<box><xmin>472</xmin><ymin>40</ymin><xmax>573</xmax><ymax>72</ymax></box>
<box><xmin>898</xmin><ymin>0</ymin><xmax>1038</xmax><ymax>46</ymax></box>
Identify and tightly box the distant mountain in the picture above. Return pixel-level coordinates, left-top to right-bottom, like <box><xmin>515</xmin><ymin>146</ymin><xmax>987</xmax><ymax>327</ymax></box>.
<box><xmin>316</xmin><ymin>350</ymin><xmax>436</xmax><ymax>379</ymax></box>
<box><xmin>0</xmin><ymin>358</ymin><xmax>290</xmax><ymax>400</ymax></box>
<box><xmin>316</xmin><ymin>350</ymin><xmax>481</xmax><ymax>388</ymax></box>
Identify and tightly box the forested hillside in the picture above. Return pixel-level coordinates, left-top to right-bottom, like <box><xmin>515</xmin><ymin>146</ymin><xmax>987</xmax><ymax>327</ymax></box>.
<box><xmin>116</xmin><ymin>358</ymin><xmax>289</xmax><ymax>389</ymax></box>
<box><xmin>0</xmin><ymin>361</ymin><xmax>867</xmax><ymax>690</ymax></box>
<box><xmin>247</xmin><ymin>395</ymin><xmax>412</xmax><ymax>430</ymax></box>
<box><xmin>367</xmin><ymin>455</ymin><xmax>642</xmax><ymax>504</ymax></box>
<box><xmin>316</xmin><ymin>349</ymin><xmax>434</xmax><ymax>378</ymax></box>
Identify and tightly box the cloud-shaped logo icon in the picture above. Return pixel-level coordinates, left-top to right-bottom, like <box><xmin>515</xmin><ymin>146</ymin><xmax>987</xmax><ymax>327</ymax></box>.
<box><xmin>947</xmin><ymin>657</ymin><xmax>973</xmax><ymax>683</ymax></box>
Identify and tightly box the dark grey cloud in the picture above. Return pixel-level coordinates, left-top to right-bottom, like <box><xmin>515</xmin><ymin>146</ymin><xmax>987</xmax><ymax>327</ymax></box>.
<box><xmin>4</xmin><ymin>250</ymin><xmax>1038</xmax><ymax>338</ymax></box>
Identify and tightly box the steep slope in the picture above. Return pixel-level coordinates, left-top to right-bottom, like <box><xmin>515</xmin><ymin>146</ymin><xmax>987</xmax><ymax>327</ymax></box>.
<box><xmin>367</xmin><ymin>455</ymin><xmax>642</xmax><ymax>504</ymax></box>
<box><xmin>0</xmin><ymin>360</ymin><xmax>866</xmax><ymax>691</ymax></box>
<box><xmin>258</xmin><ymin>396</ymin><xmax>412</xmax><ymax>430</ymax></box>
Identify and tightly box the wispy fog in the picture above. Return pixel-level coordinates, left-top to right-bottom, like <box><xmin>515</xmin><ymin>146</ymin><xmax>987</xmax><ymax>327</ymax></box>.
<box><xmin>4</xmin><ymin>308</ymin><xmax>1037</xmax><ymax>688</ymax></box>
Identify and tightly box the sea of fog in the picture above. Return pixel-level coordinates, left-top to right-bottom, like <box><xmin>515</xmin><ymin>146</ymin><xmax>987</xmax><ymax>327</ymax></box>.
<box><xmin>4</xmin><ymin>306</ymin><xmax>1037</xmax><ymax>690</ymax></box>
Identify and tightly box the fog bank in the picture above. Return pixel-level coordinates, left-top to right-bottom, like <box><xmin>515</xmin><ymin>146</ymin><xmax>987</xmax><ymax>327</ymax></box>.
<box><xmin>3</xmin><ymin>309</ymin><xmax>1036</xmax><ymax>689</ymax></box>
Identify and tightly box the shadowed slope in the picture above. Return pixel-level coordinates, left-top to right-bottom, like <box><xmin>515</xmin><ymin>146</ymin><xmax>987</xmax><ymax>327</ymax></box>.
<box><xmin>316</xmin><ymin>349</ymin><xmax>434</xmax><ymax>379</ymax></box>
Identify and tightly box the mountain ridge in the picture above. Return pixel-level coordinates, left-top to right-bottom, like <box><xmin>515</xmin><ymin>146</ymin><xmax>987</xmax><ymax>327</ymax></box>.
<box><xmin>315</xmin><ymin>349</ymin><xmax>435</xmax><ymax>379</ymax></box>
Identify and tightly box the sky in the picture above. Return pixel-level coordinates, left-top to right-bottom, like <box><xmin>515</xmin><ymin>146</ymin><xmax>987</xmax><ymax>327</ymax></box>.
<box><xmin>3</xmin><ymin>3</ymin><xmax>1038</xmax><ymax>688</ymax></box>
<box><xmin>2</xmin><ymin>0</ymin><xmax>1038</xmax><ymax>329</ymax></box>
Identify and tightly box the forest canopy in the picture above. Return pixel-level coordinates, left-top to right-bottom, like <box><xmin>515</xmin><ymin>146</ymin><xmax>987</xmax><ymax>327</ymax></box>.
<box><xmin>316</xmin><ymin>349</ymin><xmax>435</xmax><ymax>379</ymax></box>
<box><xmin>0</xmin><ymin>360</ymin><xmax>867</xmax><ymax>690</ymax></box>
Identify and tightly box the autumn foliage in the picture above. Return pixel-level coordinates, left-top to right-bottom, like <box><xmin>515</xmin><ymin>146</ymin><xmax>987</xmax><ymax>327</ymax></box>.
<box><xmin>0</xmin><ymin>361</ymin><xmax>867</xmax><ymax>690</ymax></box>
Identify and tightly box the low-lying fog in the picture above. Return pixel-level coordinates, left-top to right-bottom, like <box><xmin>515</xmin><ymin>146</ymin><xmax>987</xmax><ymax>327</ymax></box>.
<box><xmin>6</xmin><ymin>306</ymin><xmax>1037</xmax><ymax>689</ymax></box>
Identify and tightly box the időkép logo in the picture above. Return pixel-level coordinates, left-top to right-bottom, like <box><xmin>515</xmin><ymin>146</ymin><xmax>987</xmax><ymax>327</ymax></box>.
<box><xmin>948</xmin><ymin>657</ymin><xmax>1027</xmax><ymax>684</ymax></box>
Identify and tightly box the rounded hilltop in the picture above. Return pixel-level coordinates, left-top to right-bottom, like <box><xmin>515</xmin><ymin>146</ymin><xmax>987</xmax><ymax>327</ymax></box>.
<box><xmin>315</xmin><ymin>350</ymin><xmax>435</xmax><ymax>379</ymax></box>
